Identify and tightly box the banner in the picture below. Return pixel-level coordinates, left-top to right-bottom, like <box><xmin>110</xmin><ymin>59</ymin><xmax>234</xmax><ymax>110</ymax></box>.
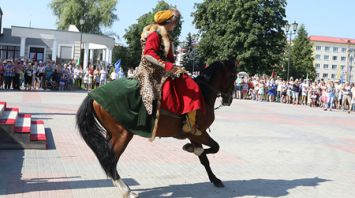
<box><xmin>114</xmin><ymin>59</ymin><xmax>121</xmax><ymax>73</ymax></box>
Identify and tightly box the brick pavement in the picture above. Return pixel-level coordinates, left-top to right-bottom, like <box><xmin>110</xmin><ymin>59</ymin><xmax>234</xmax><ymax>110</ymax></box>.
<box><xmin>0</xmin><ymin>91</ymin><xmax>355</xmax><ymax>198</ymax></box>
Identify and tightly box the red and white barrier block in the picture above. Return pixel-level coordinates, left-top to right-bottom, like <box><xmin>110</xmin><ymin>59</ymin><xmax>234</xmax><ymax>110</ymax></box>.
<box><xmin>0</xmin><ymin>107</ymin><xmax>19</xmax><ymax>125</ymax></box>
<box><xmin>15</xmin><ymin>114</ymin><xmax>32</xmax><ymax>133</ymax></box>
<box><xmin>30</xmin><ymin>120</ymin><xmax>47</xmax><ymax>141</ymax></box>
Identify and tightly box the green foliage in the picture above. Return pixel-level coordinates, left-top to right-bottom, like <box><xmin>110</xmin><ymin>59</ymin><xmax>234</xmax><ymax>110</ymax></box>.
<box><xmin>193</xmin><ymin>0</ymin><xmax>287</xmax><ymax>75</ymax></box>
<box><xmin>123</xmin><ymin>1</ymin><xmax>182</xmax><ymax>67</ymax></box>
<box><xmin>181</xmin><ymin>33</ymin><xmax>204</xmax><ymax>72</ymax></box>
<box><xmin>112</xmin><ymin>44</ymin><xmax>132</xmax><ymax>72</ymax></box>
<box><xmin>49</xmin><ymin>0</ymin><xmax>118</xmax><ymax>34</ymax></box>
<box><xmin>288</xmin><ymin>24</ymin><xmax>315</xmax><ymax>80</ymax></box>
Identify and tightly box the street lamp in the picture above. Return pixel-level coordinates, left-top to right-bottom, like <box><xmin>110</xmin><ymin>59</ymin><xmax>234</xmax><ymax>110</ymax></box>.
<box><xmin>79</xmin><ymin>18</ymin><xmax>85</xmax><ymax>65</ymax></box>
<box><xmin>191</xmin><ymin>34</ymin><xmax>199</xmax><ymax>76</ymax></box>
<box><xmin>190</xmin><ymin>48</ymin><xmax>196</xmax><ymax>75</ymax></box>
<box><xmin>285</xmin><ymin>21</ymin><xmax>298</xmax><ymax>80</ymax></box>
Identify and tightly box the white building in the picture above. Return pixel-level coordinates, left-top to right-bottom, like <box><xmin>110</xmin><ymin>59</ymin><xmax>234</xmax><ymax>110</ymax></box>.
<box><xmin>0</xmin><ymin>7</ymin><xmax>114</xmax><ymax>69</ymax></box>
<box><xmin>309</xmin><ymin>35</ymin><xmax>355</xmax><ymax>82</ymax></box>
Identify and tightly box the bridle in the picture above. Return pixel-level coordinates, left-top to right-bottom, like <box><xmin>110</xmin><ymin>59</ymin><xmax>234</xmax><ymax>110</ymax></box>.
<box><xmin>198</xmin><ymin>73</ymin><xmax>234</xmax><ymax>109</ymax></box>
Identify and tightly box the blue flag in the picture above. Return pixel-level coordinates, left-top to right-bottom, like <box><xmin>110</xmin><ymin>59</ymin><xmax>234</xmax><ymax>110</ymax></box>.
<box><xmin>114</xmin><ymin>59</ymin><xmax>121</xmax><ymax>73</ymax></box>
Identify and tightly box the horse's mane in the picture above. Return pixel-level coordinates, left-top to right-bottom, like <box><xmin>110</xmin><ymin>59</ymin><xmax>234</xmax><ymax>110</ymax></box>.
<box><xmin>195</xmin><ymin>60</ymin><xmax>236</xmax><ymax>100</ymax></box>
<box><xmin>196</xmin><ymin>60</ymin><xmax>235</xmax><ymax>82</ymax></box>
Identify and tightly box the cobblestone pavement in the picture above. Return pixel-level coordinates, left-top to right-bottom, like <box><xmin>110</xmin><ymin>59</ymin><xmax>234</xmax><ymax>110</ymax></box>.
<box><xmin>0</xmin><ymin>91</ymin><xmax>354</xmax><ymax>198</ymax></box>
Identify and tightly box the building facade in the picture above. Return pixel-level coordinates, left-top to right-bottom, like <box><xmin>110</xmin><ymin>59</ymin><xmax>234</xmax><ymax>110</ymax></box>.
<box><xmin>0</xmin><ymin>7</ymin><xmax>114</xmax><ymax>69</ymax></box>
<box><xmin>309</xmin><ymin>35</ymin><xmax>355</xmax><ymax>82</ymax></box>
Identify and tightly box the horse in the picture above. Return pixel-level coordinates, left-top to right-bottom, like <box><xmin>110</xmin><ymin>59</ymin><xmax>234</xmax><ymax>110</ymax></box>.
<box><xmin>76</xmin><ymin>60</ymin><xmax>237</xmax><ymax>198</ymax></box>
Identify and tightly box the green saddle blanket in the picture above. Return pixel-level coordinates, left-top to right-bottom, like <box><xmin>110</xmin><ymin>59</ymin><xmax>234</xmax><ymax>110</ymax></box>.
<box><xmin>88</xmin><ymin>78</ymin><xmax>156</xmax><ymax>138</ymax></box>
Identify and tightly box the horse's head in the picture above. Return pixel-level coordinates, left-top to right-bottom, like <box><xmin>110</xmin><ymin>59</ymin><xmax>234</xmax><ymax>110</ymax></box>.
<box><xmin>198</xmin><ymin>60</ymin><xmax>237</xmax><ymax>106</ymax></box>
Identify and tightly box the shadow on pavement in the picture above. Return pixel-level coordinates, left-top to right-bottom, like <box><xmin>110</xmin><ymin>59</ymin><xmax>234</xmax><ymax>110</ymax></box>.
<box><xmin>3</xmin><ymin>177</ymin><xmax>139</xmax><ymax>195</ymax></box>
<box><xmin>45</xmin><ymin>128</ymin><xmax>56</xmax><ymax>150</ymax></box>
<box><xmin>136</xmin><ymin>177</ymin><xmax>330</xmax><ymax>198</ymax></box>
<box><xmin>5</xmin><ymin>178</ymin><xmax>115</xmax><ymax>194</ymax></box>
<box><xmin>0</xmin><ymin>150</ymin><xmax>24</xmax><ymax>195</ymax></box>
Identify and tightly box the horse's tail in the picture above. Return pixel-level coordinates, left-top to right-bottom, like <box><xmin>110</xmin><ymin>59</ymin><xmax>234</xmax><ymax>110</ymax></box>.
<box><xmin>76</xmin><ymin>95</ymin><xmax>119</xmax><ymax>179</ymax></box>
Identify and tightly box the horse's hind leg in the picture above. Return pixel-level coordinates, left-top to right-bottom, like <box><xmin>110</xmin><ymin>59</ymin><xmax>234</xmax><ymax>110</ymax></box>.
<box><xmin>93</xmin><ymin>101</ymin><xmax>138</xmax><ymax>198</ymax></box>
<box><xmin>110</xmin><ymin>130</ymin><xmax>138</xmax><ymax>198</ymax></box>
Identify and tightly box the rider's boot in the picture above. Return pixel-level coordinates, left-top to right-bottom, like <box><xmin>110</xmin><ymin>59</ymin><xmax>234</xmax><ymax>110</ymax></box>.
<box><xmin>182</xmin><ymin>110</ymin><xmax>202</xmax><ymax>136</ymax></box>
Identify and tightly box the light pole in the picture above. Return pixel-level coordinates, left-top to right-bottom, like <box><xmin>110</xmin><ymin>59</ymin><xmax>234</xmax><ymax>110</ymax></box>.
<box><xmin>191</xmin><ymin>34</ymin><xmax>199</xmax><ymax>76</ymax></box>
<box><xmin>285</xmin><ymin>21</ymin><xmax>298</xmax><ymax>80</ymax></box>
<box><xmin>191</xmin><ymin>48</ymin><xmax>196</xmax><ymax>75</ymax></box>
<box><xmin>79</xmin><ymin>18</ymin><xmax>85</xmax><ymax>65</ymax></box>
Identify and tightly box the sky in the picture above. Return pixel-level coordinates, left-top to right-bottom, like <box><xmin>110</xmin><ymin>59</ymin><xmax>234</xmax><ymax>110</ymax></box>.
<box><xmin>1</xmin><ymin>0</ymin><xmax>355</xmax><ymax>45</ymax></box>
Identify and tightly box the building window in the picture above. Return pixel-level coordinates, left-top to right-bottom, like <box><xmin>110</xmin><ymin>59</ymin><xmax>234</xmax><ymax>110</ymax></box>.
<box><xmin>325</xmin><ymin>46</ymin><xmax>330</xmax><ymax>52</ymax></box>
<box><xmin>333</xmin><ymin>47</ymin><xmax>338</xmax><ymax>52</ymax></box>
<box><xmin>341</xmin><ymin>56</ymin><xmax>346</xmax><ymax>61</ymax></box>
<box><xmin>324</xmin><ymin>55</ymin><xmax>329</xmax><ymax>61</ymax></box>
<box><xmin>341</xmin><ymin>48</ymin><xmax>346</xmax><ymax>53</ymax></box>
<box><xmin>315</xmin><ymin>63</ymin><xmax>320</xmax><ymax>68</ymax></box>
<box><xmin>316</xmin><ymin>46</ymin><xmax>321</xmax><ymax>51</ymax></box>
<box><xmin>29</xmin><ymin>47</ymin><xmax>45</xmax><ymax>62</ymax></box>
<box><xmin>332</xmin><ymin>56</ymin><xmax>337</xmax><ymax>61</ymax></box>
<box><xmin>331</xmin><ymin>74</ymin><xmax>336</xmax><ymax>79</ymax></box>
<box><xmin>0</xmin><ymin>45</ymin><xmax>20</xmax><ymax>60</ymax></box>
<box><xmin>341</xmin><ymin>65</ymin><xmax>345</xmax><ymax>70</ymax></box>
<box><xmin>323</xmin><ymin>64</ymin><xmax>329</xmax><ymax>69</ymax></box>
<box><xmin>331</xmin><ymin>65</ymin><xmax>337</xmax><ymax>70</ymax></box>
<box><xmin>316</xmin><ymin>73</ymin><xmax>320</xmax><ymax>78</ymax></box>
<box><xmin>323</xmin><ymin>73</ymin><xmax>328</xmax><ymax>78</ymax></box>
<box><xmin>315</xmin><ymin>55</ymin><xmax>321</xmax><ymax>60</ymax></box>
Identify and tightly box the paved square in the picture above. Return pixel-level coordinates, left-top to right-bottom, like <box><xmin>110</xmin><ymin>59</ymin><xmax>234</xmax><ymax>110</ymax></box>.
<box><xmin>1</xmin><ymin>91</ymin><xmax>354</xmax><ymax>198</ymax></box>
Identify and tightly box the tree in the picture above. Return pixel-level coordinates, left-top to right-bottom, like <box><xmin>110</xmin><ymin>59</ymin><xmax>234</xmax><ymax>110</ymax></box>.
<box><xmin>112</xmin><ymin>44</ymin><xmax>131</xmax><ymax>72</ymax></box>
<box><xmin>193</xmin><ymin>0</ymin><xmax>287</xmax><ymax>75</ymax></box>
<box><xmin>49</xmin><ymin>0</ymin><xmax>118</xmax><ymax>34</ymax></box>
<box><xmin>181</xmin><ymin>33</ymin><xmax>204</xmax><ymax>73</ymax></box>
<box><xmin>123</xmin><ymin>1</ymin><xmax>182</xmax><ymax>67</ymax></box>
<box><xmin>288</xmin><ymin>24</ymin><xmax>315</xmax><ymax>80</ymax></box>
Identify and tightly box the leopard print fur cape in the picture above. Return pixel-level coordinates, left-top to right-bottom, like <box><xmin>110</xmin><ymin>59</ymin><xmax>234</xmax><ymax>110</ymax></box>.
<box><xmin>134</xmin><ymin>24</ymin><xmax>172</xmax><ymax>115</ymax></box>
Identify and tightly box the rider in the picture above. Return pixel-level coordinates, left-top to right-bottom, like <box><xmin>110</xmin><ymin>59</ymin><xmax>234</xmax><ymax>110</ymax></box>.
<box><xmin>134</xmin><ymin>9</ymin><xmax>203</xmax><ymax>136</ymax></box>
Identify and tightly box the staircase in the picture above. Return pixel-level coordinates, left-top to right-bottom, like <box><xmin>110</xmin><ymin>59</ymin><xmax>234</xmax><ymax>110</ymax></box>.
<box><xmin>0</xmin><ymin>101</ymin><xmax>47</xmax><ymax>149</ymax></box>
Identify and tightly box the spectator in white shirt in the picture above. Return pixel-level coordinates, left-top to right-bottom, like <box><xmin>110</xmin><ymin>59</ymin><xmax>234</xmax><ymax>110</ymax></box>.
<box><xmin>100</xmin><ymin>67</ymin><xmax>107</xmax><ymax>86</ymax></box>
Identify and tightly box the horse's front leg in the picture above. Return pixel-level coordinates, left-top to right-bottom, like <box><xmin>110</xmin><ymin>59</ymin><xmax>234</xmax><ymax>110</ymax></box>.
<box><xmin>186</xmin><ymin>133</ymin><xmax>224</xmax><ymax>187</ymax></box>
<box><xmin>199</xmin><ymin>151</ymin><xmax>224</xmax><ymax>187</ymax></box>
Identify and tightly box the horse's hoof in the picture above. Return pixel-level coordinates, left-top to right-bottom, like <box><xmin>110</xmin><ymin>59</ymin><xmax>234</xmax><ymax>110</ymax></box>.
<box><xmin>182</xmin><ymin>143</ymin><xmax>194</xmax><ymax>153</ymax></box>
<box><xmin>213</xmin><ymin>179</ymin><xmax>224</xmax><ymax>188</ymax></box>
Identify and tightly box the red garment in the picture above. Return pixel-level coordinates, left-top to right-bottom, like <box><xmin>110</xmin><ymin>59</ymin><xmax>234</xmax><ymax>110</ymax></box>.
<box><xmin>144</xmin><ymin>32</ymin><xmax>203</xmax><ymax>115</ymax></box>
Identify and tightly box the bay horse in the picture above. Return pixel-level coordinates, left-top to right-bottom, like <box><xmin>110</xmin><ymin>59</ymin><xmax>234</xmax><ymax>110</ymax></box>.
<box><xmin>76</xmin><ymin>60</ymin><xmax>237</xmax><ymax>197</ymax></box>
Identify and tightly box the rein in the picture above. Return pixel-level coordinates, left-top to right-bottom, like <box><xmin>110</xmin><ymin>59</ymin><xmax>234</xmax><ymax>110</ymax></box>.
<box><xmin>196</xmin><ymin>77</ymin><xmax>220</xmax><ymax>98</ymax></box>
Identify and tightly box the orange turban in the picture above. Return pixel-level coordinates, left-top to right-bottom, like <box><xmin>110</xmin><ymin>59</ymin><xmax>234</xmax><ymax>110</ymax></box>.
<box><xmin>154</xmin><ymin>10</ymin><xmax>174</xmax><ymax>24</ymax></box>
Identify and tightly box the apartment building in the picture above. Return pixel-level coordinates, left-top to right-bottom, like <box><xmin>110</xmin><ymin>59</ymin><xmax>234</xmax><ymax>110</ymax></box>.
<box><xmin>309</xmin><ymin>35</ymin><xmax>355</xmax><ymax>82</ymax></box>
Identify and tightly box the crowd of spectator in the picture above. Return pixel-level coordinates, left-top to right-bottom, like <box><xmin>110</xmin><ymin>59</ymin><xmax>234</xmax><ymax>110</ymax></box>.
<box><xmin>0</xmin><ymin>58</ymin><xmax>126</xmax><ymax>92</ymax></box>
<box><xmin>234</xmin><ymin>74</ymin><xmax>355</xmax><ymax>114</ymax></box>
<box><xmin>2</xmin><ymin>59</ymin><xmax>354</xmax><ymax>114</ymax></box>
